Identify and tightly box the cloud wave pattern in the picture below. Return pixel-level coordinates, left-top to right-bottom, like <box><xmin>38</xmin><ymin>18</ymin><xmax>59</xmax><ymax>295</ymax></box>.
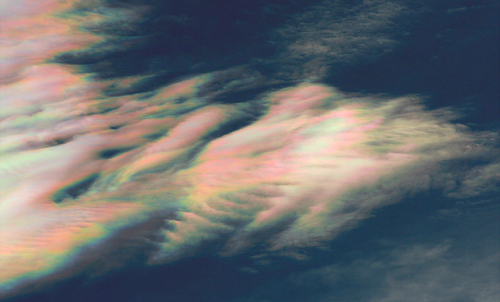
<box><xmin>0</xmin><ymin>0</ymin><xmax>498</xmax><ymax>297</ymax></box>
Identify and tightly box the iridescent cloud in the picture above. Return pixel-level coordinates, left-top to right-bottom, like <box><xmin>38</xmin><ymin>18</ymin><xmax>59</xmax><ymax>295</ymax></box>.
<box><xmin>1</xmin><ymin>0</ymin><xmax>498</xmax><ymax>298</ymax></box>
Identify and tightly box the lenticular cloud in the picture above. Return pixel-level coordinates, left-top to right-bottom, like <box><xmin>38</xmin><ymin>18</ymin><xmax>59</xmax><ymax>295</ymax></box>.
<box><xmin>0</xmin><ymin>0</ymin><xmax>498</xmax><ymax>297</ymax></box>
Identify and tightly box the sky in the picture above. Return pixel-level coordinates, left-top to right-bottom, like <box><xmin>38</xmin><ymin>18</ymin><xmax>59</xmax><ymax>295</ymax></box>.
<box><xmin>0</xmin><ymin>1</ymin><xmax>499</xmax><ymax>301</ymax></box>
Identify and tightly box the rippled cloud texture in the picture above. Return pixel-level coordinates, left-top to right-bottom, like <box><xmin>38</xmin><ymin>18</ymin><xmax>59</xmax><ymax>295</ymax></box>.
<box><xmin>0</xmin><ymin>0</ymin><xmax>498</xmax><ymax>299</ymax></box>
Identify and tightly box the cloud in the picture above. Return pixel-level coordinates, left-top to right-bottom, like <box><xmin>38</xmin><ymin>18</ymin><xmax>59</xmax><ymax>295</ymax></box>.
<box><xmin>1</xmin><ymin>0</ymin><xmax>499</xmax><ymax>299</ymax></box>
<box><xmin>0</xmin><ymin>0</ymin><xmax>102</xmax><ymax>84</ymax></box>
<box><xmin>446</xmin><ymin>161</ymin><xmax>500</xmax><ymax>198</ymax></box>
<box><xmin>232</xmin><ymin>195</ymin><xmax>500</xmax><ymax>302</ymax></box>
<box><xmin>272</xmin><ymin>0</ymin><xmax>409</xmax><ymax>79</ymax></box>
<box><xmin>2</xmin><ymin>74</ymin><xmax>498</xmax><ymax>295</ymax></box>
<box><xmin>286</xmin><ymin>242</ymin><xmax>500</xmax><ymax>302</ymax></box>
